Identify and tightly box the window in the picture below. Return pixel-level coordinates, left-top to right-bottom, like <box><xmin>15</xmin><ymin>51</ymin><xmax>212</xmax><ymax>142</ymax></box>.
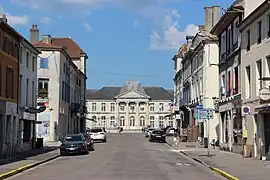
<box><xmin>150</xmin><ymin>116</ymin><xmax>154</xmax><ymax>128</ymax></box>
<box><xmin>246</xmin><ymin>29</ymin><xmax>250</xmax><ymax>51</ymax></box>
<box><xmin>150</xmin><ymin>103</ymin><xmax>154</xmax><ymax>111</ymax></box>
<box><xmin>227</xmin><ymin>28</ymin><xmax>231</xmax><ymax>53</ymax></box>
<box><xmin>0</xmin><ymin>63</ymin><xmax>2</xmax><ymax>95</ymax></box>
<box><xmin>110</xmin><ymin>116</ymin><xmax>115</xmax><ymax>127</ymax></box>
<box><xmin>26</xmin><ymin>79</ymin><xmax>29</xmax><ymax>106</ymax></box>
<box><xmin>32</xmin><ymin>56</ymin><xmax>35</xmax><ymax>71</ymax></box>
<box><xmin>159</xmin><ymin>116</ymin><xmax>164</xmax><ymax>120</ymax></box>
<box><xmin>159</xmin><ymin>120</ymin><xmax>164</xmax><ymax>128</ymax></box>
<box><xmin>110</xmin><ymin>103</ymin><xmax>115</xmax><ymax>112</ymax></box>
<box><xmin>234</xmin><ymin>20</ymin><xmax>239</xmax><ymax>44</ymax></box>
<box><xmin>227</xmin><ymin>71</ymin><xmax>231</xmax><ymax>97</ymax></box>
<box><xmin>234</xmin><ymin>67</ymin><xmax>239</xmax><ymax>95</ymax></box>
<box><xmin>120</xmin><ymin>105</ymin><xmax>125</xmax><ymax>111</ymax></box>
<box><xmin>246</xmin><ymin>66</ymin><xmax>251</xmax><ymax>98</ymax></box>
<box><xmin>120</xmin><ymin>116</ymin><xmax>125</xmax><ymax>126</ymax></box>
<box><xmin>101</xmin><ymin>116</ymin><xmax>106</xmax><ymax>127</ymax></box>
<box><xmin>130</xmin><ymin>116</ymin><xmax>135</xmax><ymax>126</ymax></box>
<box><xmin>62</xmin><ymin>81</ymin><xmax>65</xmax><ymax>101</ymax></box>
<box><xmin>38</xmin><ymin>78</ymin><xmax>49</xmax><ymax>98</ymax></box>
<box><xmin>26</xmin><ymin>52</ymin><xmax>29</xmax><ymax>68</ymax></box>
<box><xmin>257</xmin><ymin>60</ymin><xmax>262</xmax><ymax>90</ymax></box>
<box><xmin>40</xmin><ymin>58</ymin><xmax>48</xmax><ymax>69</ymax></box>
<box><xmin>168</xmin><ymin>120</ymin><xmax>173</xmax><ymax>127</ymax></box>
<box><xmin>5</xmin><ymin>67</ymin><xmax>13</xmax><ymax>98</ymax></box>
<box><xmin>140</xmin><ymin>116</ymin><xmax>145</xmax><ymax>127</ymax></box>
<box><xmin>159</xmin><ymin>103</ymin><xmax>164</xmax><ymax>111</ymax></box>
<box><xmin>20</xmin><ymin>47</ymin><xmax>23</xmax><ymax>64</ymax></box>
<box><xmin>101</xmin><ymin>103</ymin><xmax>106</xmax><ymax>111</ymax></box>
<box><xmin>257</xmin><ymin>21</ymin><xmax>262</xmax><ymax>44</ymax></box>
<box><xmin>19</xmin><ymin>75</ymin><xmax>22</xmax><ymax>103</ymax></box>
<box><xmin>268</xmin><ymin>15</ymin><xmax>270</xmax><ymax>37</ymax></box>
<box><xmin>130</xmin><ymin>105</ymin><xmax>135</xmax><ymax>111</ymax></box>
<box><xmin>32</xmin><ymin>81</ymin><xmax>35</xmax><ymax>107</ymax></box>
<box><xmin>63</xmin><ymin>63</ymin><xmax>66</xmax><ymax>73</ymax></box>
<box><xmin>92</xmin><ymin>103</ymin><xmax>96</xmax><ymax>111</ymax></box>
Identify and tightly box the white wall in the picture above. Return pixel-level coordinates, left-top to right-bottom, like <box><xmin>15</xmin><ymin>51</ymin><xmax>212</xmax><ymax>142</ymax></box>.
<box><xmin>244</xmin><ymin>0</ymin><xmax>264</xmax><ymax>18</ymax></box>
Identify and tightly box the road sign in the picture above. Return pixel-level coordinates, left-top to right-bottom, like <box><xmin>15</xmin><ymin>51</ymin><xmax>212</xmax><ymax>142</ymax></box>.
<box><xmin>195</xmin><ymin>108</ymin><xmax>214</xmax><ymax>119</ymax></box>
<box><xmin>196</xmin><ymin>104</ymin><xmax>204</xmax><ymax>109</ymax></box>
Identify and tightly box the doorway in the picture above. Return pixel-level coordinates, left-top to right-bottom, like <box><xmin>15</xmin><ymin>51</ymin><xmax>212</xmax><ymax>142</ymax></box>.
<box><xmin>263</xmin><ymin>114</ymin><xmax>270</xmax><ymax>157</ymax></box>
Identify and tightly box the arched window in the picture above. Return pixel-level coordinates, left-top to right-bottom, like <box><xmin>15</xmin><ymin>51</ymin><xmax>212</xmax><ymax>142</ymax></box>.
<box><xmin>150</xmin><ymin>116</ymin><xmax>154</xmax><ymax>128</ymax></box>
<box><xmin>120</xmin><ymin>116</ymin><xmax>125</xmax><ymax>126</ymax></box>
<box><xmin>140</xmin><ymin>116</ymin><xmax>145</xmax><ymax>126</ymax></box>
<box><xmin>130</xmin><ymin>116</ymin><xmax>135</xmax><ymax>126</ymax></box>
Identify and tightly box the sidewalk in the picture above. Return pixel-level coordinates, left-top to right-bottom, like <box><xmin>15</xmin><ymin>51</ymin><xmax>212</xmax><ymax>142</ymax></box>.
<box><xmin>166</xmin><ymin>137</ymin><xmax>270</xmax><ymax>180</ymax></box>
<box><xmin>0</xmin><ymin>144</ymin><xmax>60</xmax><ymax>179</ymax></box>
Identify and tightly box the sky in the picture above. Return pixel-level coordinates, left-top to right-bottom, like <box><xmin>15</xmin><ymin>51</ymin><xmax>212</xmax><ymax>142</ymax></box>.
<box><xmin>0</xmin><ymin>0</ymin><xmax>234</xmax><ymax>89</ymax></box>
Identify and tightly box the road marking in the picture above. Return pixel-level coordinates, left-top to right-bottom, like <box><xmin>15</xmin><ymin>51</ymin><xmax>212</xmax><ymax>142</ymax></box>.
<box><xmin>176</xmin><ymin>162</ymin><xmax>191</xmax><ymax>166</ymax></box>
<box><xmin>171</xmin><ymin>149</ymin><xmax>180</xmax><ymax>153</ymax></box>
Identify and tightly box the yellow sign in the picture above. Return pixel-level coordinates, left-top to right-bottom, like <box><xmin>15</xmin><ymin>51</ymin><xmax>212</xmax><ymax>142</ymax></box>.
<box><xmin>242</xmin><ymin>129</ymin><xmax>247</xmax><ymax>138</ymax></box>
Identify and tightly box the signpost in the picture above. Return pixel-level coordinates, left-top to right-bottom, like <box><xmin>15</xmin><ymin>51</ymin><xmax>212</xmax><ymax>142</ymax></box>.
<box><xmin>194</xmin><ymin>107</ymin><xmax>214</xmax><ymax>156</ymax></box>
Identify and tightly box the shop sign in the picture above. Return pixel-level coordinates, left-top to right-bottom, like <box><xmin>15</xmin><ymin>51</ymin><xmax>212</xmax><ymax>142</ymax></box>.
<box><xmin>259</xmin><ymin>88</ymin><xmax>270</xmax><ymax>101</ymax></box>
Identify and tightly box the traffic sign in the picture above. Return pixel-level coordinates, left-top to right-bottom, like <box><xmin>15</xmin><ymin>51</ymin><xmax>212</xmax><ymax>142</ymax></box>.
<box><xmin>195</xmin><ymin>108</ymin><xmax>214</xmax><ymax>119</ymax></box>
<box><xmin>196</xmin><ymin>104</ymin><xmax>204</xmax><ymax>109</ymax></box>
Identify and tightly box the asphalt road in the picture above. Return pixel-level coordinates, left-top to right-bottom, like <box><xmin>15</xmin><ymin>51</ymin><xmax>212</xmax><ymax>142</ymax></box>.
<box><xmin>8</xmin><ymin>134</ymin><xmax>225</xmax><ymax>180</ymax></box>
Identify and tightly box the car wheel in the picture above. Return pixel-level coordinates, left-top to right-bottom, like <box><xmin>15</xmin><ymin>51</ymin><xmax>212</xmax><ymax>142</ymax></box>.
<box><xmin>149</xmin><ymin>139</ymin><xmax>152</xmax><ymax>142</ymax></box>
<box><xmin>60</xmin><ymin>152</ymin><xmax>65</xmax><ymax>156</ymax></box>
<box><xmin>103</xmin><ymin>139</ymin><xmax>107</xmax><ymax>142</ymax></box>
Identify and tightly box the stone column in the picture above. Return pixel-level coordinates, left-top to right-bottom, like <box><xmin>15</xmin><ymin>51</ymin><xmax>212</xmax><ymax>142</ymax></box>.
<box><xmin>126</xmin><ymin>101</ymin><xmax>129</xmax><ymax>129</ymax></box>
<box><xmin>146</xmin><ymin>102</ymin><xmax>149</xmax><ymax>126</ymax></box>
<box><xmin>116</xmin><ymin>102</ymin><xmax>119</xmax><ymax>127</ymax></box>
<box><xmin>136</xmin><ymin>102</ymin><xmax>139</xmax><ymax>129</ymax></box>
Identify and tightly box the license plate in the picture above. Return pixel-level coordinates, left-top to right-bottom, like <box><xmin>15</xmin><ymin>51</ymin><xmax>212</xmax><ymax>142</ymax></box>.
<box><xmin>69</xmin><ymin>148</ymin><xmax>75</xmax><ymax>150</ymax></box>
<box><xmin>156</xmin><ymin>136</ymin><xmax>161</xmax><ymax>137</ymax></box>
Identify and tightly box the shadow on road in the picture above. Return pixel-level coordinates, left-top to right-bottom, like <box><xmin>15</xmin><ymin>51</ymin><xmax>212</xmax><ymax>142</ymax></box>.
<box><xmin>0</xmin><ymin>146</ymin><xmax>59</xmax><ymax>166</ymax></box>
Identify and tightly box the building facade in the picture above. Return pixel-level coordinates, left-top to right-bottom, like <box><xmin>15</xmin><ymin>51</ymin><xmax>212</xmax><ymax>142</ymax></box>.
<box><xmin>18</xmin><ymin>38</ymin><xmax>40</xmax><ymax>151</ymax></box>
<box><xmin>210</xmin><ymin>0</ymin><xmax>244</xmax><ymax>153</ymax></box>
<box><xmin>0</xmin><ymin>16</ymin><xmax>22</xmax><ymax>153</ymax></box>
<box><xmin>86</xmin><ymin>80</ymin><xmax>173</xmax><ymax>131</ymax></box>
<box><xmin>238</xmin><ymin>0</ymin><xmax>270</xmax><ymax>160</ymax></box>
<box><xmin>30</xmin><ymin>25</ymin><xmax>87</xmax><ymax>142</ymax></box>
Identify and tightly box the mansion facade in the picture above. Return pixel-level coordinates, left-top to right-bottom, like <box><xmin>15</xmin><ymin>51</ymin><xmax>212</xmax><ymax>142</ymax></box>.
<box><xmin>86</xmin><ymin>80</ymin><xmax>174</xmax><ymax>130</ymax></box>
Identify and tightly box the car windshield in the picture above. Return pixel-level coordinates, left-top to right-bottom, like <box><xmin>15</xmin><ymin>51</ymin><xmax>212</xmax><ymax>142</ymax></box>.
<box><xmin>90</xmin><ymin>128</ymin><xmax>102</xmax><ymax>133</ymax></box>
<box><xmin>64</xmin><ymin>135</ymin><xmax>83</xmax><ymax>142</ymax></box>
<box><xmin>152</xmin><ymin>130</ymin><xmax>164</xmax><ymax>135</ymax></box>
<box><xmin>149</xmin><ymin>128</ymin><xmax>154</xmax><ymax>131</ymax></box>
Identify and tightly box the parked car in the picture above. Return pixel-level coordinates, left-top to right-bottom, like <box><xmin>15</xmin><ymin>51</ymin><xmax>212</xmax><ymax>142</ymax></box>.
<box><xmin>89</xmin><ymin>127</ymin><xmax>107</xmax><ymax>142</ymax></box>
<box><xmin>60</xmin><ymin>134</ymin><xmax>88</xmax><ymax>155</ymax></box>
<box><xmin>145</xmin><ymin>128</ymin><xmax>154</xmax><ymax>137</ymax></box>
<box><xmin>83</xmin><ymin>133</ymin><xmax>94</xmax><ymax>151</ymax></box>
<box><xmin>149</xmin><ymin>130</ymin><xmax>166</xmax><ymax>143</ymax></box>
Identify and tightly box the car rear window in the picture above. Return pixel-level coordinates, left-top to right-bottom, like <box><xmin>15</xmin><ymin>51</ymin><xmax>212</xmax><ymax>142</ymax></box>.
<box><xmin>64</xmin><ymin>135</ymin><xmax>82</xmax><ymax>141</ymax></box>
<box><xmin>90</xmin><ymin>128</ymin><xmax>102</xmax><ymax>133</ymax></box>
<box><xmin>152</xmin><ymin>130</ymin><xmax>164</xmax><ymax>135</ymax></box>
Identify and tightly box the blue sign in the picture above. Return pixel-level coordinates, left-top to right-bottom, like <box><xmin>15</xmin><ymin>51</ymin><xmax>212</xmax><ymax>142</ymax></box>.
<box><xmin>195</xmin><ymin>108</ymin><xmax>214</xmax><ymax>119</ymax></box>
<box><xmin>196</xmin><ymin>104</ymin><xmax>204</xmax><ymax>109</ymax></box>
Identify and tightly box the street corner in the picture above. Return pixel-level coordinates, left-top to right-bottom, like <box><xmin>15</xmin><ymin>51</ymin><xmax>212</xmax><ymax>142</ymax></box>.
<box><xmin>210</xmin><ymin>167</ymin><xmax>239</xmax><ymax>180</ymax></box>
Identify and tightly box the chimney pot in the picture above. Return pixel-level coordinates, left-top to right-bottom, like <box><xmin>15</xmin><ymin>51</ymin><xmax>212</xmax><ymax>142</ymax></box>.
<box><xmin>1</xmin><ymin>14</ymin><xmax>7</xmax><ymax>23</ymax></box>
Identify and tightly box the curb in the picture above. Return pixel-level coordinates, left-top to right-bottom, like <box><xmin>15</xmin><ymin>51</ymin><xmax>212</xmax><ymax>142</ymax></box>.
<box><xmin>0</xmin><ymin>155</ymin><xmax>60</xmax><ymax>180</ymax></box>
<box><xmin>166</xmin><ymin>141</ymin><xmax>239</xmax><ymax>180</ymax></box>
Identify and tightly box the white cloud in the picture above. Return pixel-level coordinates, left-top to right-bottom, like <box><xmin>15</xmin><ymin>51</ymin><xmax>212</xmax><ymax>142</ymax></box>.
<box><xmin>40</xmin><ymin>17</ymin><xmax>53</xmax><ymax>24</ymax></box>
<box><xmin>150</xmin><ymin>9</ymin><xmax>198</xmax><ymax>51</ymax></box>
<box><xmin>5</xmin><ymin>13</ymin><xmax>28</xmax><ymax>25</ymax></box>
<box><xmin>132</xmin><ymin>20</ymin><xmax>139</xmax><ymax>27</ymax></box>
<box><xmin>84</xmin><ymin>22</ymin><xmax>92</xmax><ymax>32</ymax></box>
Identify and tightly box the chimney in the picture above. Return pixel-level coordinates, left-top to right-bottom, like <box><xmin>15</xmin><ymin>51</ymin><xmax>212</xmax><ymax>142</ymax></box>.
<box><xmin>198</xmin><ymin>25</ymin><xmax>205</xmax><ymax>32</ymax></box>
<box><xmin>42</xmin><ymin>35</ymin><xmax>51</xmax><ymax>44</ymax></box>
<box><xmin>30</xmin><ymin>24</ymin><xmax>39</xmax><ymax>43</ymax></box>
<box><xmin>212</xmin><ymin>6</ymin><xmax>221</xmax><ymax>28</ymax></box>
<box><xmin>204</xmin><ymin>7</ymin><xmax>213</xmax><ymax>31</ymax></box>
<box><xmin>204</xmin><ymin>6</ymin><xmax>221</xmax><ymax>32</ymax></box>
<box><xmin>1</xmin><ymin>14</ymin><xmax>7</xmax><ymax>23</ymax></box>
<box><xmin>186</xmin><ymin>35</ymin><xmax>194</xmax><ymax>50</ymax></box>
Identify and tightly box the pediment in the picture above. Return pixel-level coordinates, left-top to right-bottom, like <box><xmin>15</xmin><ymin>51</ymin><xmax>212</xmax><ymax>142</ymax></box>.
<box><xmin>115</xmin><ymin>91</ymin><xmax>150</xmax><ymax>99</ymax></box>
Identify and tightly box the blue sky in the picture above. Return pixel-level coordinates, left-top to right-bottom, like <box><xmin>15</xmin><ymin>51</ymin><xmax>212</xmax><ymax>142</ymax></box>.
<box><xmin>1</xmin><ymin>0</ymin><xmax>234</xmax><ymax>89</ymax></box>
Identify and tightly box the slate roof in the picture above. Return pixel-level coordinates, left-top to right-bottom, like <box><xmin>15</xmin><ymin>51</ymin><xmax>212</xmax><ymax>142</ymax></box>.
<box><xmin>87</xmin><ymin>86</ymin><xmax>173</xmax><ymax>101</ymax></box>
<box><xmin>119</xmin><ymin>80</ymin><xmax>146</xmax><ymax>95</ymax></box>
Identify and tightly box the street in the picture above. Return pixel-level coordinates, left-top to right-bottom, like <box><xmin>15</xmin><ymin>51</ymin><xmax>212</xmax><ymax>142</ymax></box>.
<box><xmin>8</xmin><ymin>134</ymin><xmax>225</xmax><ymax>180</ymax></box>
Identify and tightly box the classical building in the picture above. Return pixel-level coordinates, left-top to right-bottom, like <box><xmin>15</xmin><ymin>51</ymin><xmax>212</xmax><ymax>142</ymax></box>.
<box><xmin>86</xmin><ymin>80</ymin><xmax>173</xmax><ymax>131</ymax></box>
<box><xmin>210</xmin><ymin>0</ymin><xmax>244</xmax><ymax>153</ymax></box>
<box><xmin>238</xmin><ymin>0</ymin><xmax>270</xmax><ymax>160</ymax></box>
<box><xmin>30</xmin><ymin>25</ymin><xmax>87</xmax><ymax>142</ymax></box>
